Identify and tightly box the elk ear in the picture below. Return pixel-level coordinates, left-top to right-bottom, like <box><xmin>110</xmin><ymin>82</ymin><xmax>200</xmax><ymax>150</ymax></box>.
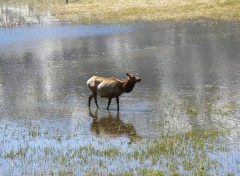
<box><xmin>126</xmin><ymin>72</ymin><xmax>131</xmax><ymax>77</ymax></box>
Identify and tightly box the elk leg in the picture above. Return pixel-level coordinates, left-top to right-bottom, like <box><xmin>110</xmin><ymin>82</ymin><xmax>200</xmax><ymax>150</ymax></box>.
<box><xmin>94</xmin><ymin>94</ymin><xmax>98</xmax><ymax>108</ymax></box>
<box><xmin>88</xmin><ymin>94</ymin><xmax>94</xmax><ymax>107</ymax></box>
<box><xmin>107</xmin><ymin>98</ymin><xmax>112</xmax><ymax>110</ymax></box>
<box><xmin>116</xmin><ymin>97</ymin><xmax>119</xmax><ymax>111</ymax></box>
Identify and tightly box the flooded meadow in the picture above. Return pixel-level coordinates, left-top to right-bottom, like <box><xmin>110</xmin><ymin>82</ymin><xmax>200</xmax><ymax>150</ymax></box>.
<box><xmin>1</xmin><ymin>2</ymin><xmax>240</xmax><ymax>175</ymax></box>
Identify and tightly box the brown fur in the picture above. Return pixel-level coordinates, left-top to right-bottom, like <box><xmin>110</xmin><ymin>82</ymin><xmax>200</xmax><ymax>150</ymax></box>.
<box><xmin>87</xmin><ymin>72</ymin><xmax>141</xmax><ymax>111</ymax></box>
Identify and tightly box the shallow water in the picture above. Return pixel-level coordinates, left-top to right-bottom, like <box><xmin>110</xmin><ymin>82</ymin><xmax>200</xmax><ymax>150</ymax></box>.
<box><xmin>1</xmin><ymin>2</ymin><xmax>240</xmax><ymax>175</ymax></box>
<box><xmin>1</xmin><ymin>21</ymin><xmax>240</xmax><ymax>137</ymax></box>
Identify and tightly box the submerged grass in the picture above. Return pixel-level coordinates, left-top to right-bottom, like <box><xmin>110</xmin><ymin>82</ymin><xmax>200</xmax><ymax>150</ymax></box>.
<box><xmin>1</xmin><ymin>125</ymin><xmax>233</xmax><ymax>175</ymax></box>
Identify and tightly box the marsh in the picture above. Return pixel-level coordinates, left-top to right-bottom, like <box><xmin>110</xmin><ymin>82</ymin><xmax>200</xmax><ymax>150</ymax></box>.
<box><xmin>0</xmin><ymin>2</ymin><xmax>240</xmax><ymax>175</ymax></box>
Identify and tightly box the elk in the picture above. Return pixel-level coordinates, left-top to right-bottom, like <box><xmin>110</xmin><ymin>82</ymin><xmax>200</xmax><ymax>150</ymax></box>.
<box><xmin>87</xmin><ymin>72</ymin><xmax>141</xmax><ymax>111</ymax></box>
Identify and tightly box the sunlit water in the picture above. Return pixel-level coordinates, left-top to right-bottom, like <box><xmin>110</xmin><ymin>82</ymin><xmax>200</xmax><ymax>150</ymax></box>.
<box><xmin>0</xmin><ymin>3</ymin><xmax>240</xmax><ymax>175</ymax></box>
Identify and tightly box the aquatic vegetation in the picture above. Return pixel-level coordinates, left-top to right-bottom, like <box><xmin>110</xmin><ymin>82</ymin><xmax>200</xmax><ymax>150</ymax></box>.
<box><xmin>185</xmin><ymin>101</ymin><xmax>238</xmax><ymax>117</ymax></box>
<box><xmin>185</xmin><ymin>105</ymin><xmax>199</xmax><ymax>116</ymax></box>
<box><xmin>0</xmin><ymin>122</ymin><xmax>236</xmax><ymax>175</ymax></box>
<box><xmin>4</xmin><ymin>147</ymin><xmax>27</xmax><ymax>159</ymax></box>
<box><xmin>210</xmin><ymin>102</ymin><xmax>238</xmax><ymax>116</ymax></box>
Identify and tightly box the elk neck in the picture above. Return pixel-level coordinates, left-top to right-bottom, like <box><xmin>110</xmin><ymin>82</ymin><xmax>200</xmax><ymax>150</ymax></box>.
<box><xmin>123</xmin><ymin>79</ymin><xmax>135</xmax><ymax>93</ymax></box>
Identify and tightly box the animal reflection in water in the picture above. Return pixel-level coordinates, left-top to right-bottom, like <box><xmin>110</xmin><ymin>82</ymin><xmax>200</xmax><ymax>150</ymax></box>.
<box><xmin>89</xmin><ymin>109</ymin><xmax>140</xmax><ymax>143</ymax></box>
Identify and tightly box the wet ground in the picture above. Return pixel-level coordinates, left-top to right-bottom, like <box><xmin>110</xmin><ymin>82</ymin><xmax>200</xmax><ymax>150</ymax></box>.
<box><xmin>0</xmin><ymin>2</ymin><xmax>240</xmax><ymax>175</ymax></box>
